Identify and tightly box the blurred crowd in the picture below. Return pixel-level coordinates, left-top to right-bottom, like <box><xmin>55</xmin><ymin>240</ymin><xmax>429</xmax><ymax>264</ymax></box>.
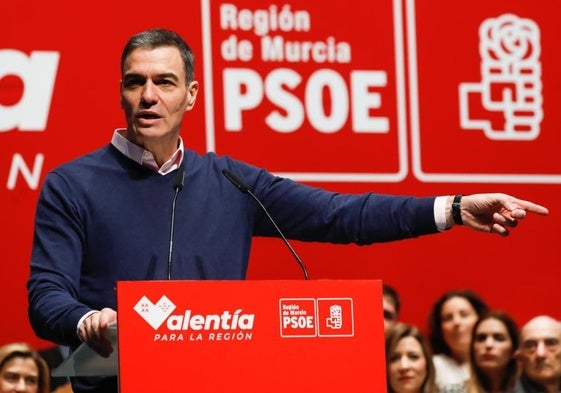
<box><xmin>383</xmin><ymin>284</ymin><xmax>561</xmax><ymax>393</ymax></box>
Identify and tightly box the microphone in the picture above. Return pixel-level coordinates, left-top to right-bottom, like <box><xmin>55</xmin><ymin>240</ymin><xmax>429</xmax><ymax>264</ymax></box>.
<box><xmin>168</xmin><ymin>167</ymin><xmax>185</xmax><ymax>279</ymax></box>
<box><xmin>221</xmin><ymin>169</ymin><xmax>309</xmax><ymax>280</ymax></box>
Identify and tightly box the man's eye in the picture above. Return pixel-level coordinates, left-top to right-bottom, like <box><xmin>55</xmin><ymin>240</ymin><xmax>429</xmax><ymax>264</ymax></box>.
<box><xmin>545</xmin><ymin>338</ymin><xmax>560</xmax><ymax>349</ymax></box>
<box><xmin>383</xmin><ymin>310</ymin><xmax>395</xmax><ymax>321</ymax></box>
<box><xmin>522</xmin><ymin>340</ymin><xmax>537</xmax><ymax>351</ymax></box>
<box><xmin>124</xmin><ymin>79</ymin><xmax>143</xmax><ymax>88</ymax></box>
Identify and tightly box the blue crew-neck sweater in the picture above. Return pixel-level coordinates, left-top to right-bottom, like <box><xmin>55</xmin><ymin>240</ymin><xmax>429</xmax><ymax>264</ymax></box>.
<box><xmin>28</xmin><ymin>144</ymin><xmax>437</xmax><ymax>392</ymax></box>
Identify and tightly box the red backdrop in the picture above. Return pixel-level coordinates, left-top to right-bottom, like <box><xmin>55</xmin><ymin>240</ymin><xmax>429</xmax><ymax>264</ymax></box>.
<box><xmin>1</xmin><ymin>0</ymin><xmax>559</xmax><ymax>349</ymax></box>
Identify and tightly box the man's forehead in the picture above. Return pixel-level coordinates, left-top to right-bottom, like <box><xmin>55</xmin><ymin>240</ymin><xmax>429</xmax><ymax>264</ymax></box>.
<box><xmin>521</xmin><ymin>316</ymin><xmax>561</xmax><ymax>340</ymax></box>
<box><xmin>124</xmin><ymin>47</ymin><xmax>184</xmax><ymax>72</ymax></box>
<box><xmin>383</xmin><ymin>295</ymin><xmax>396</xmax><ymax>311</ymax></box>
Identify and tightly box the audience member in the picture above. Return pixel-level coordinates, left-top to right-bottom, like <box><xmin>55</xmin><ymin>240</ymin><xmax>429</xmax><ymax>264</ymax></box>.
<box><xmin>386</xmin><ymin>322</ymin><xmax>438</xmax><ymax>393</ymax></box>
<box><xmin>383</xmin><ymin>283</ymin><xmax>401</xmax><ymax>337</ymax></box>
<box><xmin>513</xmin><ymin>315</ymin><xmax>561</xmax><ymax>393</ymax></box>
<box><xmin>0</xmin><ymin>343</ymin><xmax>50</xmax><ymax>393</ymax></box>
<box><xmin>428</xmin><ymin>290</ymin><xmax>489</xmax><ymax>390</ymax></box>
<box><xmin>441</xmin><ymin>310</ymin><xmax>519</xmax><ymax>393</ymax></box>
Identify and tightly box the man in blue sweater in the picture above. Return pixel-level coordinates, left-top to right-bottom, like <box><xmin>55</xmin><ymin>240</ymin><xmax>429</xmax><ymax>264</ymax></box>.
<box><xmin>27</xmin><ymin>28</ymin><xmax>548</xmax><ymax>393</ymax></box>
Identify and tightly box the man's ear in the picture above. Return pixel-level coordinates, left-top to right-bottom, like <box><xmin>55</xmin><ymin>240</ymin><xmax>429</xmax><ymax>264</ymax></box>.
<box><xmin>185</xmin><ymin>81</ymin><xmax>199</xmax><ymax>111</ymax></box>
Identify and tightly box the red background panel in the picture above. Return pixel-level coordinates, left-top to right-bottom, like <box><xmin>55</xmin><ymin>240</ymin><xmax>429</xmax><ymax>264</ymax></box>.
<box><xmin>0</xmin><ymin>0</ymin><xmax>559</xmax><ymax>355</ymax></box>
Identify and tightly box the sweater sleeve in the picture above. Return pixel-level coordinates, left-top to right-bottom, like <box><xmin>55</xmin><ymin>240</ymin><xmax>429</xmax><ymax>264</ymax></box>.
<box><xmin>27</xmin><ymin>171</ymin><xmax>93</xmax><ymax>347</ymax></box>
<box><xmin>229</xmin><ymin>161</ymin><xmax>439</xmax><ymax>244</ymax></box>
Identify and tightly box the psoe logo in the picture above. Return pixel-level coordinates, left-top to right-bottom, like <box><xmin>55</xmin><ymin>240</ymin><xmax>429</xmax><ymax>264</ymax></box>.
<box><xmin>133</xmin><ymin>295</ymin><xmax>255</xmax><ymax>343</ymax></box>
<box><xmin>0</xmin><ymin>49</ymin><xmax>60</xmax><ymax>132</ymax></box>
<box><xmin>459</xmin><ymin>14</ymin><xmax>542</xmax><ymax>141</ymax></box>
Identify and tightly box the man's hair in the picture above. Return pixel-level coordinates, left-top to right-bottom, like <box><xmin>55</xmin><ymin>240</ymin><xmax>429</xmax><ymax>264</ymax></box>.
<box><xmin>121</xmin><ymin>28</ymin><xmax>195</xmax><ymax>84</ymax></box>
<box><xmin>382</xmin><ymin>283</ymin><xmax>401</xmax><ymax>315</ymax></box>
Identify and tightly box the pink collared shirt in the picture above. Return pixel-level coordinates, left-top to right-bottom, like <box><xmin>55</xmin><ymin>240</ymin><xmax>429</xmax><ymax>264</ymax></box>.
<box><xmin>110</xmin><ymin>128</ymin><xmax>184</xmax><ymax>174</ymax></box>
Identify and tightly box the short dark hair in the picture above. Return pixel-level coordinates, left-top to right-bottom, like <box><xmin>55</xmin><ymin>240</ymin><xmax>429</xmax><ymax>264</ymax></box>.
<box><xmin>383</xmin><ymin>283</ymin><xmax>401</xmax><ymax>315</ymax></box>
<box><xmin>121</xmin><ymin>28</ymin><xmax>195</xmax><ymax>84</ymax></box>
<box><xmin>428</xmin><ymin>289</ymin><xmax>489</xmax><ymax>355</ymax></box>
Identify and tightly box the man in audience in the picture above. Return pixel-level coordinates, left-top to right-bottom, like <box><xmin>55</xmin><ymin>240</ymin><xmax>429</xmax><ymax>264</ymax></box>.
<box><xmin>514</xmin><ymin>315</ymin><xmax>561</xmax><ymax>393</ymax></box>
<box><xmin>382</xmin><ymin>283</ymin><xmax>400</xmax><ymax>337</ymax></box>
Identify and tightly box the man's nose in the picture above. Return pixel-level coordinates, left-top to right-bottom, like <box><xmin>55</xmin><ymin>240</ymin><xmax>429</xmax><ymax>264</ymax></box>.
<box><xmin>535</xmin><ymin>341</ymin><xmax>547</xmax><ymax>357</ymax></box>
<box><xmin>14</xmin><ymin>377</ymin><xmax>27</xmax><ymax>392</ymax></box>
<box><xmin>141</xmin><ymin>81</ymin><xmax>158</xmax><ymax>104</ymax></box>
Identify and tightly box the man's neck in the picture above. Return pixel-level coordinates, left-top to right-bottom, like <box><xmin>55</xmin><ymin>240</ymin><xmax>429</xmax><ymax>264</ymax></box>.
<box><xmin>522</xmin><ymin>373</ymin><xmax>561</xmax><ymax>393</ymax></box>
<box><xmin>123</xmin><ymin>129</ymin><xmax>180</xmax><ymax>167</ymax></box>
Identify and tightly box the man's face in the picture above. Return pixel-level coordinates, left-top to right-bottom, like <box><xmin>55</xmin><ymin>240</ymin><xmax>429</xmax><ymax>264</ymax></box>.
<box><xmin>120</xmin><ymin>46</ymin><xmax>198</xmax><ymax>148</ymax></box>
<box><xmin>516</xmin><ymin>316</ymin><xmax>561</xmax><ymax>387</ymax></box>
<box><xmin>383</xmin><ymin>295</ymin><xmax>398</xmax><ymax>337</ymax></box>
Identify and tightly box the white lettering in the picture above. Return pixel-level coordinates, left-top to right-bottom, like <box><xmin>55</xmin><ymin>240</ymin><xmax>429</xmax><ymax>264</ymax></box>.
<box><xmin>0</xmin><ymin>50</ymin><xmax>59</xmax><ymax>132</ymax></box>
<box><xmin>261</xmin><ymin>36</ymin><xmax>351</xmax><ymax>63</ymax></box>
<box><xmin>7</xmin><ymin>153</ymin><xmax>44</xmax><ymax>190</ymax></box>
<box><xmin>153</xmin><ymin>333</ymin><xmax>185</xmax><ymax>342</ymax></box>
<box><xmin>223</xmin><ymin>69</ymin><xmax>263</xmax><ymax>131</ymax></box>
<box><xmin>220</xmin><ymin>4</ymin><xmax>310</xmax><ymax>36</ymax></box>
<box><xmin>166</xmin><ymin>309</ymin><xmax>255</xmax><ymax>331</ymax></box>
<box><xmin>306</xmin><ymin>69</ymin><xmax>348</xmax><ymax>133</ymax></box>
<box><xmin>351</xmin><ymin>71</ymin><xmax>389</xmax><ymax>133</ymax></box>
<box><xmin>283</xmin><ymin>316</ymin><xmax>314</xmax><ymax>328</ymax></box>
<box><xmin>221</xmin><ymin>35</ymin><xmax>253</xmax><ymax>62</ymax></box>
<box><xmin>223</xmin><ymin>68</ymin><xmax>389</xmax><ymax>134</ymax></box>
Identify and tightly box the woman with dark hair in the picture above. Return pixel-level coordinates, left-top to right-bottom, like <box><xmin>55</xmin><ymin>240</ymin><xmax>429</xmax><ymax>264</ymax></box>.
<box><xmin>386</xmin><ymin>323</ymin><xmax>439</xmax><ymax>393</ymax></box>
<box><xmin>0</xmin><ymin>343</ymin><xmax>50</xmax><ymax>393</ymax></box>
<box><xmin>428</xmin><ymin>290</ymin><xmax>489</xmax><ymax>390</ymax></box>
<box><xmin>442</xmin><ymin>310</ymin><xmax>519</xmax><ymax>393</ymax></box>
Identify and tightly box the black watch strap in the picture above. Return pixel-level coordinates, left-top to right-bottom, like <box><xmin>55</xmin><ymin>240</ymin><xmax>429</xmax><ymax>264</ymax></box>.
<box><xmin>452</xmin><ymin>194</ymin><xmax>463</xmax><ymax>225</ymax></box>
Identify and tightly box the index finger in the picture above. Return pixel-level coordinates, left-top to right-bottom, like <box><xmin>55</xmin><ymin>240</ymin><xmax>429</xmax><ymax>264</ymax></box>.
<box><xmin>508</xmin><ymin>199</ymin><xmax>549</xmax><ymax>216</ymax></box>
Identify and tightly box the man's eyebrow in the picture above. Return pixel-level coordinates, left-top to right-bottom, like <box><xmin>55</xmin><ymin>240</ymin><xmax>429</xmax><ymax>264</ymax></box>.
<box><xmin>122</xmin><ymin>72</ymin><xmax>180</xmax><ymax>81</ymax></box>
<box><xmin>157</xmin><ymin>72</ymin><xmax>180</xmax><ymax>81</ymax></box>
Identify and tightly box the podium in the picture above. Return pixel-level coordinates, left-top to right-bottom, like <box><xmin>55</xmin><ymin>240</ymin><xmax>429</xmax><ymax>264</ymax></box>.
<box><xmin>116</xmin><ymin>279</ymin><xmax>386</xmax><ymax>392</ymax></box>
<box><xmin>54</xmin><ymin>280</ymin><xmax>386</xmax><ymax>391</ymax></box>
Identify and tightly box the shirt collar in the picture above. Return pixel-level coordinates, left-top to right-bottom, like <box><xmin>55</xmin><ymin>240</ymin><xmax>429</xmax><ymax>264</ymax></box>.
<box><xmin>111</xmin><ymin>128</ymin><xmax>184</xmax><ymax>175</ymax></box>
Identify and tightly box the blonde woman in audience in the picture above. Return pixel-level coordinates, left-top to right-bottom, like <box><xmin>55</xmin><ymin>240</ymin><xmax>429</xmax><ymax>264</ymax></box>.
<box><xmin>0</xmin><ymin>343</ymin><xmax>50</xmax><ymax>393</ymax></box>
<box><xmin>442</xmin><ymin>310</ymin><xmax>519</xmax><ymax>393</ymax></box>
<box><xmin>428</xmin><ymin>290</ymin><xmax>489</xmax><ymax>390</ymax></box>
<box><xmin>386</xmin><ymin>323</ymin><xmax>439</xmax><ymax>393</ymax></box>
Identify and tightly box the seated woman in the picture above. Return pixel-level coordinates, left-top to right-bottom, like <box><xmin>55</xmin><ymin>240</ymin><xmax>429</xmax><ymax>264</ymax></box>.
<box><xmin>441</xmin><ymin>310</ymin><xmax>519</xmax><ymax>393</ymax></box>
<box><xmin>386</xmin><ymin>322</ymin><xmax>438</xmax><ymax>393</ymax></box>
<box><xmin>0</xmin><ymin>342</ymin><xmax>50</xmax><ymax>393</ymax></box>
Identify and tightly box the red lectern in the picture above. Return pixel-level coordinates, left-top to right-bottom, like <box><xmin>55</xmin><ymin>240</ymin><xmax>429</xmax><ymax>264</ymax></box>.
<box><xmin>116</xmin><ymin>279</ymin><xmax>386</xmax><ymax>392</ymax></box>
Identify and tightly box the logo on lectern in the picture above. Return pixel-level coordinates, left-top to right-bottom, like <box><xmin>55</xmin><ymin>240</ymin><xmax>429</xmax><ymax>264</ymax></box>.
<box><xmin>133</xmin><ymin>295</ymin><xmax>255</xmax><ymax>343</ymax></box>
<box><xmin>279</xmin><ymin>297</ymin><xmax>354</xmax><ymax>338</ymax></box>
<box><xmin>134</xmin><ymin>295</ymin><xmax>176</xmax><ymax>329</ymax></box>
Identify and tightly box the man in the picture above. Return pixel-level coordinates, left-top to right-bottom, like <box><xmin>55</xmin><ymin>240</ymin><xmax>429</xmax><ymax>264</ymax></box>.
<box><xmin>514</xmin><ymin>315</ymin><xmax>561</xmax><ymax>393</ymax></box>
<box><xmin>382</xmin><ymin>283</ymin><xmax>400</xmax><ymax>337</ymax></box>
<box><xmin>27</xmin><ymin>28</ymin><xmax>548</xmax><ymax>393</ymax></box>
